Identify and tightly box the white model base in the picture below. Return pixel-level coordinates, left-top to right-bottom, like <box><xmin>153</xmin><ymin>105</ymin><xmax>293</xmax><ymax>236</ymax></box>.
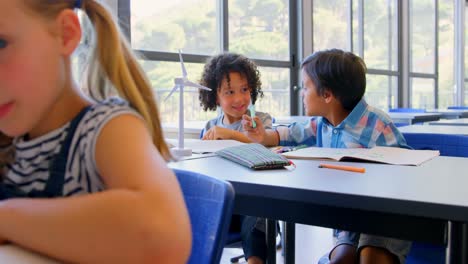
<box><xmin>171</xmin><ymin>148</ymin><xmax>192</xmax><ymax>157</ymax></box>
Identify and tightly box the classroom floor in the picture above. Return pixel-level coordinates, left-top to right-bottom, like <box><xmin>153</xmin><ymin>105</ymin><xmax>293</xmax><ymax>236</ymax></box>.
<box><xmin>220</xmin><ymin>225</ymin><xmax>334</xmax><ymax>264</ymax></box>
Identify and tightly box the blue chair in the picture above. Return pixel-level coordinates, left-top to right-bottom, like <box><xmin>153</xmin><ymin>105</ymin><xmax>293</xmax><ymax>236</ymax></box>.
<box><xmin>403</xmin><ymin>133</ymin><xmax>468</xmax><ymax>263</ymax></box>
<box><xmin>389</xmin><ymin>108</ymin><xmax>426</xmax><ymax>113</ymax></box>
<box><xmin>403</xmin><ymin>133</ymin><xmax>468</xmax><ymax>157</ymax></box>
<box><xmin>173</xmin><ymin>169</ymin><xmax>235</xmax><ymax>264</ymax></box>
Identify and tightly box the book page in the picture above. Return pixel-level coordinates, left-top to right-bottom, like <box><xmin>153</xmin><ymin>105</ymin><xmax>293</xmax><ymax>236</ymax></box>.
<box><xmin>359</xmin><ymin>147</ymin><xmax>439</xmax><ymax>165</ymax></box>
<box><xmin>283</xmin><ymin>146</ymin><xmax>439</xmax><ymax>166</ymax></box>
<box><xmin>166</xmin><ymin>138</ymin><xmax>246</xmax><ymax>154</ymax></box>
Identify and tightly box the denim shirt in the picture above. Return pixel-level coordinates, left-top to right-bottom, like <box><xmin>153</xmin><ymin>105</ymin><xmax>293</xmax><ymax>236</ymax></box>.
<box><xmin>276</xmin><ymin>99</ymin><xmax>410</xmax><ymax>149</ymax></box>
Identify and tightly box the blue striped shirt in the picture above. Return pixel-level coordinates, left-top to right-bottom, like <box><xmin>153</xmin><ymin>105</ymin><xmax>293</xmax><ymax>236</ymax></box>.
<box><xmin>276</xmin><ymin>99</ymin><xmax>409</xmax><ymax>149</ymax></box>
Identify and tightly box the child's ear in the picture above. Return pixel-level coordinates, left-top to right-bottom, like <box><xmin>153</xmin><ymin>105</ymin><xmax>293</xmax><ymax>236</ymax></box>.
<box><xmin>323</xmin><ymin>90</ymin><xmax>333</xmax><ymax>103</ymax></box>
<box><xmin>55</xmin><ymin>9</ymin><xmax>82</xmax><ymax>56</ymax></box>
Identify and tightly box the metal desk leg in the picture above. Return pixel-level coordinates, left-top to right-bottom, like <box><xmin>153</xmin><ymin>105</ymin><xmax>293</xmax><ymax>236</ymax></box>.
<box><xmin>448</xmin><ymin>221</ymin><xmax>468</xmax><ymax>264</ymax></box>
<box><xmin>284</xmin><ymin>222</ymin><xmax>295</xmax><ymax>264</ymax></box>
<box><xmin>266</xmin><ymin>219</ymin><xmax>277</xmax><ymax>264</ymax></box>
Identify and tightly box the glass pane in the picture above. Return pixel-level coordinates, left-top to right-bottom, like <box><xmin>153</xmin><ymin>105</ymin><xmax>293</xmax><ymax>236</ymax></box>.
<box><xmin>465</xmin><ymin>82</ymin><xmax>468</xmax><ymax>106</ymax></box>
<box><xmin>410</xmin><ymin>0</ymin><xmax>436</xmax><ymax>74</ymax></box>
<box><xmin>438</xmin><ymin>1</ymin><xmax>455</xmax><ymax>108</ymax></box>
<box><xmin>256</xmin><ymin>67</ymin><xmax>290</xmax><ymax>118</ymax></box>
<box><xmin>364</xmin><ymin>0</ymin><xmax>398</xmax><ymax>71</ymax></box>
<box><xmin>465</xmin><ymin>5</ymin><xmax>468</xmax><ymax>78</ymax></box>
<box><xmin>130</xmin><ymin>0</ymin><xmax>218</xmax><ymax>55</ymax></box>
<box><xmin>139</xmin><ymin>60</ymin><xmax>217</xmax><ymax>123</ymax></box>
<box><xmin>312</xmin><ymin>0</ymin><xmax>350</xmax><ymax>51</ymax></box>
<box><xmin>365</xmin><ymin>74</ymin><xmax>398</xmax><ymax>110</ymax></box>
<box><xmin>411</xmin><ymin>78</ymin><xmax>435</xmax><ymax>108</ymax></box>
<box><xmin>352</xmin><ymin>0</ymin><xmax>359</xmax><ymax>55</ymax></box>
<box><xmin>228</xmin><ymin>0</ymin><xmax>290</xmax><ymax>60</ymax></box>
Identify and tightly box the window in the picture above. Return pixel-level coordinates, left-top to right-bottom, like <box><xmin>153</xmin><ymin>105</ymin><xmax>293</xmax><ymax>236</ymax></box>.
<box><xmin>363</xmin><ymin>0</ymin><xmax>398</xmax><ymax>110</ymax></box>
<box><xmin>313</xmin><ymin>0</ymin><xmax>399</xmax><ymax>110</ymax></box>
<box><xmin>312</xmin><ymin>0</ymin><xmax>458</xmax><ymax>110</ymax></box>
<box><xmin>438</xmin><ymin>1</ymin><xmax>454</xmax><ymax>108</ymax></box>
<box><xmin>118</xmin><ymin>0</ymin><xmax>297</xmax><ymax>123</ymax></box>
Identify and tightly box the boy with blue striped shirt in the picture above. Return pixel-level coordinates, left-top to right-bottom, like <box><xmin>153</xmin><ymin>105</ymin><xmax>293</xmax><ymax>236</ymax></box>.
<box><xmin>243</xmin><ymin>49</ymin><xmax>410</xmax><ymax>264</ymax></box>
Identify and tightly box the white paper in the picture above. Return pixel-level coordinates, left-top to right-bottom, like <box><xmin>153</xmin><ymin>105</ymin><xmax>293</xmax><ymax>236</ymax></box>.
<box><xmin>282</xmin><ymin>146</ymin><xmax>440</xmax><ymax>166</ymax></box>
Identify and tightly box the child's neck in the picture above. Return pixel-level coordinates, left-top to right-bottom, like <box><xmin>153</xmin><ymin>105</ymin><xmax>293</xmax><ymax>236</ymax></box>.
<box><xmin>222</xmin><ymin>114</ymin><xmax>241</xmax><ymax>125</ymax></box>
<box><xmin>324</xmin><ymin>107</ymin><xmax>351</xmax><ymax>127</ymax></box>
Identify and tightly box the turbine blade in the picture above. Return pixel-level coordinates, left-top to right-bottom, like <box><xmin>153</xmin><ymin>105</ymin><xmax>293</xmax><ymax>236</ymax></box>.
<box><xmin>183</xmin><ymin>80</ymin><xmax>212</xmax><ymax>91</ymax></box>
<box><xmin>178</xmin><ymin>49</ymin><xmax>188</xmax><ymax>78</ymax></box>
<box><xmin>164</xmin><ymin>85</ymin><xmax>179</xmax><ymax>101</ymax></box>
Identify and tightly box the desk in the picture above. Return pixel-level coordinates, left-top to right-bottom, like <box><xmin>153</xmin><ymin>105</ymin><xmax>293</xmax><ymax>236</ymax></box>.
<box><xmin>429</xmin><ymin>119</ymin><xmax>468</xmax><ymax>126</ymax></box>
<box><xmin>387</xmin><ymin>112</ymin><xmax>441</xmax><ymax>125</ymax></box>
<box><xmin>170</xmin><ymin>156</ymin><xmax>468</xmax><ymax>264</ymax></box>
<box><xmin>426</xmin><ymin>109</ymin><xmax>468</xmax><ymax>119</ymax></box>
<box><xmin>399</xmin><ymin>124</ymin><xmax>468</xmax><ymax>135</ymax></box>
<box><xmin>0</xmin><ymin>245</ymin><xmax>58</xmax><ymax>264</ymax></box>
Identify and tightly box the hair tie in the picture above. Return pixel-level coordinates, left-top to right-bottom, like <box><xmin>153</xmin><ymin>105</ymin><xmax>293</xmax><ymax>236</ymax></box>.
<box><xmin>74</xmin><ymin>0</ymin><xmax>82</xmax><ymax>9</ymax></box>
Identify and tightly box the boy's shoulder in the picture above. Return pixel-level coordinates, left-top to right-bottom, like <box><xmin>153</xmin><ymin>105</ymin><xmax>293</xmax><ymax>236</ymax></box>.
<box><xmin>346</xmin><ymin>99</ymin><xmax>393</xmax><ymax>127</ymax></box>
<box><xmin>365</xmin><ymin>104</ymin><xmax>393</xmax><ymax>125</ymax></box>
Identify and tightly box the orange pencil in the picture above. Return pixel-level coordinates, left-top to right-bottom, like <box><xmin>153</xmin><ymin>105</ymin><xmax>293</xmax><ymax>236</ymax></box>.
<box><xmin>318</xmin><ymin>163</ymin><xmax>366</xmax><ymax>173</ymax></box>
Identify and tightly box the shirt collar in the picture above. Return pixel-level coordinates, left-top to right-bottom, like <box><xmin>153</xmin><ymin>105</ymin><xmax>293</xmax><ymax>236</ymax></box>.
<box><xmin>342</xmin><ymin>99</ymin><xmax>368</xmax><ymax>128</ymax></box>
<box><xmin>322</xmin><ymin>99</ymin><xmax>368</xmax><ymax>129</ymax></box>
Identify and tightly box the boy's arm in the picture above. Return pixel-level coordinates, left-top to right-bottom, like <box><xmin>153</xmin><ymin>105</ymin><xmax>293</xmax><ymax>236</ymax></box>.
<box><xmin>375</xmin><ymin>122</ymin><xmax>411</xmax><ymax>149</ymax></box>
<box><xmin>242</xmin><ymin>115</ymin><xmax>280</xmax><ymax>146</ymax></box>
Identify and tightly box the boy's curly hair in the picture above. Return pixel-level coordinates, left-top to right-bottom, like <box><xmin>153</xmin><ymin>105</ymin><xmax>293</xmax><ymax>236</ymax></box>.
<box><xmin>199</xmin><ymin>53</ymin><xmax>263</xmax><ymax>111</ymax></box>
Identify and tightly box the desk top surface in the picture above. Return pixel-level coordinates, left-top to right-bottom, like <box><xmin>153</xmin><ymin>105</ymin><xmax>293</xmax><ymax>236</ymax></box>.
<box><xmin>170</xmin><ymin>155</ymin><xmax>468</xmax><ymax>222</ymax></box>
<box><xmin>398</xmin><ymin>124</ymin><xmax>468</xmax><ymax>135</ymax></box>
<box><xmin>429</xmin><ymin>119</ymin><xmax>468</xmax><ymax>126</ymax></box>
<box><xmin>387</xmin><ymin>112</ymin><xmax>442</xmax><ymax>119</ymax></box>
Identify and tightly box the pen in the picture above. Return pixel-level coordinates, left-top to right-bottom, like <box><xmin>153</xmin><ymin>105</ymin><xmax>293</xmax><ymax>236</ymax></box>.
<box><xmin>318</xmin><ymin>163</ymin><xmax>365</xmax><ymax>173</ymax></box>
<box><xmin>249</xmin><ymin>102</ymin><xmax>256</xmax><ymax>128</ymax></box>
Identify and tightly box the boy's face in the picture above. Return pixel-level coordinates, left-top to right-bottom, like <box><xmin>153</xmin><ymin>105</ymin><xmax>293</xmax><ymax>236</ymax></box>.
<box><xmin>217</xmin><ymin>72</ymin><xmax>251</xmax><ymax>124</ymax></box>
<box><xmin>301</xmin><ymin>70</ymin><xmax>328</xmax><ymax>116</ymax></box>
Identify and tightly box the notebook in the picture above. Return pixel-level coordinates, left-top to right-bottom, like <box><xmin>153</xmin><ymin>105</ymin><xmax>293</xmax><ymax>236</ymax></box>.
<box><xmin>215</xmin><ymin>143</ymin><xmax>291</xmax><ymax>170</ymax></box>
<box><xmin>282</xmin><ymin>146</ymin><xmax>439</xmax><ymax>166</ymax></box>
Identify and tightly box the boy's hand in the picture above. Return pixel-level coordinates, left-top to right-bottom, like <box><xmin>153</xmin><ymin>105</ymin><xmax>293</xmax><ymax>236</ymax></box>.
<box><xmin>241</xmin><ymin>114</ymin><xmax>265</xmax><ymax>143</ymax></box>
<box><xmin>202</xmin><ymin>126</ymin><xmax>233</xmax><ymax>140</ymax></box>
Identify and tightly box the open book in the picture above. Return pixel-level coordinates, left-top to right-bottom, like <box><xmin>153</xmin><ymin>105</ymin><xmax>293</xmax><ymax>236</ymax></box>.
<box><xmin>282</xmin><ymin>146</ymin><xmax>439</xmax><ymax>166</ymax></box>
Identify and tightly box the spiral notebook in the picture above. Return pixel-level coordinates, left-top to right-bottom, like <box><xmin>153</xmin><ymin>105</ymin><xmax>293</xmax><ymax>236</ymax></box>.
<box><xmin>215</xmin><ymin>143</ymin><xmax>291</xmax><ymax>170</ymax></box>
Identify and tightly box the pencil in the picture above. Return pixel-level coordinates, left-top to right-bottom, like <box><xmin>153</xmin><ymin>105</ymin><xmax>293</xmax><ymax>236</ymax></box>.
<box><xmin>318</xmin><ymin>163</ymin><xmax>365</xmax><ymax>173</ymax></box>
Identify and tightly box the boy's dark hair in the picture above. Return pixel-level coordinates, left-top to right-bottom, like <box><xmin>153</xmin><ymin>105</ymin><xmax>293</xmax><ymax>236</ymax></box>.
<box><xmin>301</xmin><ymin>49</ymin><xmax>367</xmax><ymax>111</ymax></box>
<box><xmin>199</xmin><ymin>53</ymin><xmax>263</xmax><ymax>111</ymax></box>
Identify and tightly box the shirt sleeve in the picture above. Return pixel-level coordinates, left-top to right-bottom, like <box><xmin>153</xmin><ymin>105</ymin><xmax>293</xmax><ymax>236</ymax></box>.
<box><xmin>276</xmin><ymin>117</ymin><xmax>319</xmax><ymax>146</ymax></box>
<box><xmin>375</xmin><ymin>122</ymin><xmax>412</xmax><ymax>149</ymax></box>
<box><xmin>258</xmin><ymin>112</ymin><xmax>273</xmax><ymax>129</ymax></box>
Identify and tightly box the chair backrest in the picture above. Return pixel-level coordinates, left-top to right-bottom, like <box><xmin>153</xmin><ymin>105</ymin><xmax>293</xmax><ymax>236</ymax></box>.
<box><xmin>398</xmin><ymin>132</ymin><xmax>468</xmax><ymax>263</ymax></box>
<box><xmin>389</xmin><ymin>108</ymin><xmax>426</xmax><ymax>113</ymax></box>
<box><xmin>173</xmin><ymin>169</ymin><xmax>235</xmax><ymax>264</ymax></box>
<box><xmin>447</xmin><ymin>106</ymin><xmax>468</xmax><ymax>110</ymax></box>
<box><xmin>402</xmin><ymin>133</ymin><xmax>468</xmax><ymax>157</ymax></box>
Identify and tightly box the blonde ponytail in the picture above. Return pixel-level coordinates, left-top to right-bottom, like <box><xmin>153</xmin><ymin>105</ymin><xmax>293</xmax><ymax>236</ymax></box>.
<box><xmin>25</xmin><ymin>0</ymin><xmax>171</xmax><ymax>161</ymax></box>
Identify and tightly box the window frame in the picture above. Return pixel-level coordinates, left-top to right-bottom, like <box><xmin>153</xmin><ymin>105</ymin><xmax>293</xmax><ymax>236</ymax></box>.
<box><xmin>117</xmin><ymin>0</ymin><xmax>301</xmax><ymax>115</ymax></box>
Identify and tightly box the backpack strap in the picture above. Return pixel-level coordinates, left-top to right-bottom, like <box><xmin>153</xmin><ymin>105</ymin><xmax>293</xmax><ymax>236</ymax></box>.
<box><xmin>39</xmin><ymin>105</ymin><xmax>92</xmax><ymax>197</ymax></box>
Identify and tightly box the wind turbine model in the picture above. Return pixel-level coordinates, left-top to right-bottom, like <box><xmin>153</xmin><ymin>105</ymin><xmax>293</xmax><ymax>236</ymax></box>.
<box><xmin>165</xmin><ymin>50</ymin><xmax>212</xmax><ymax>156</ymax></box>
